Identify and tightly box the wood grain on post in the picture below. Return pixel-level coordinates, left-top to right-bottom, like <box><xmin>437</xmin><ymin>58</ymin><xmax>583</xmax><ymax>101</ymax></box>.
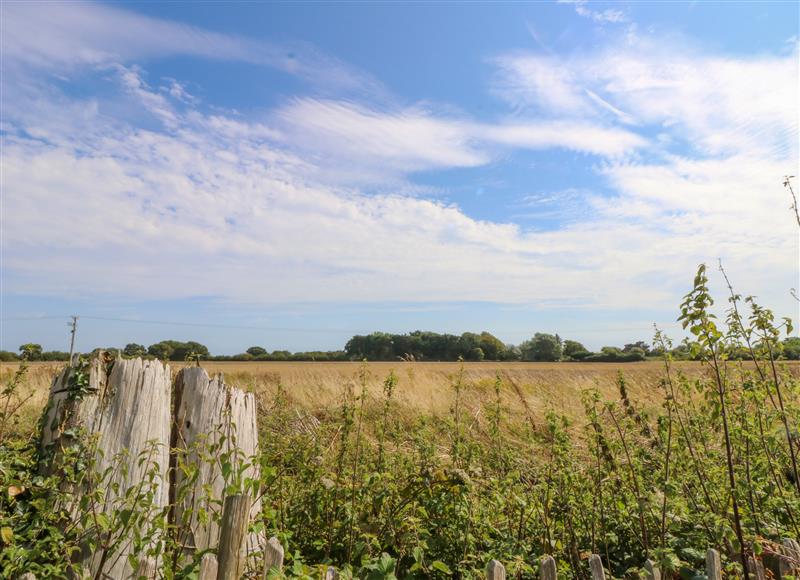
<box><xmin>644</xmin><ymin>559</ymin><xmax>661</xmax><ymax>580</ymax></box>
<box><xmin>18</xmin><ymin>574</ymin><xmax>37</xmax><ymax>580</ymax></box>
<box><xmin>198</xmin><ymin>553</ymin><xmax>219</xmax><ymax>580</ymax></box>
<box><xmin>747</xmin><ymin>556</ymin><xmax>766</xmax><ymax>580</ymax></box>
<box><xmin>540</xmin><ymin>556</ymin><xmax>557</xmax><ymax>580</ymax></box>
<box><xmin>706</xmin><ymin>548</ymin><xmax>722</xmax><ymax>580</ymax></box>
<box><xmin>39</xmin><ymin>356</ymin><xmax>171</xmax><ymax>580</ymax></box>
<box><xmin>589</xmin><ymin>554</ymin><xmax>605</xmax><ymax>580</ymax></box>
<box><xmin>487</xmin><ymin>559</ymin><xmax>506</xmax><ymax>580</ymax></box>
<box><xmin>262</xmin><ymin>536</ymin><xmax>285</xmax><ymax>578</ymax></box>
<box><xmin>217</xmin><ymin>494</ymin><xmax>252</xmax><ymax>580</ymax></box>
<box><xmin>325</xmin><ymin>566</ymin><xmax>338</xmax><ymax>580</ymax></box>
<box><xmin>173</xmin><ymin>367</ymin><xmax>263</xmax><ymax>563</ymax></box>
<box><xmin>135</xmin><ymin>557</ymin><xmax>157</xmax><ymax>579</ymax></box>
<box><xmin>780</xmin><ymin>538</ymin><xmax>800</xmax><ymax>579</ymax></box>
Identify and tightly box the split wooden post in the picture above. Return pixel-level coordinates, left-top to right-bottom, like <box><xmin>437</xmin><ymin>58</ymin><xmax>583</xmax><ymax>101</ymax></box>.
<box><xmin>487</xmin><ymin>559</ymin><xmax>506</xmax><ymax>580</ymax></box>
<box><xmin>173</xmin><ymin>367</ymin><xmax>263</xmax><ymax>563</ymax></box>
<box><xmin>263</xmin><ymin>536</ymin><xmax>285</xmax><ymax>578</ymax></box>
<box><xmin>39</xmin><ymin>356</ymin><xmax>172</xmax><ymax>579</ymax></box>
<box><xmin>589</xmin><ymin>554</ymin><xmax>606</xmax><ymax>580</ymax></box>
<box><xmin>135</xmin><ymin>558</ymin><xmax>157</xmax><ymax>579</ymax></box>
<box><xmin>540</xmin><ymin>556</ymin><xmax>557</xmax><ymax>580</ymax></box>
<box><xmin>706</xmin><ymin>548</ymin><xmax>722</xmax><ymax>580</ymax></box>
<box><xmin>217</xmin><ymin>494</ymin><xmax>253</xmax><ymax>580</ymax></box>
<box><xmin>325</xmin><ymin>566</ymin><xmax>338</xmax><ymax>580</ymax></box>
<box><xmin>19</xmin><ymin>574</ymin><xmax>36</xmax><ymax>580</ymax></box>
<box><xmin>780</xmin><ymin>538</ymin><xmax>800</xmax><ymax>578</ymax></box>
<box><xmin>747</xmin><ymin>556</ymin><xmax>766</xmax><ymax>580</ymax></box>
<box><xmin>644</xmin><ymin>559</ymin><xmax>661</xmax><ymax>580</ymax></box>
<box><xmin>199</xmin><ymin>553</ymin><xmax>219</xmax><ymax>580</ymax></box>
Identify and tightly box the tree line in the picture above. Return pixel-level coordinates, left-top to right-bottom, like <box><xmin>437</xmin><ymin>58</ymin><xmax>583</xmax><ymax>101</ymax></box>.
<box><xmin>4</xmin><ymin>332</ymin><xmax>800</xmax><ymax>363</ymax></box>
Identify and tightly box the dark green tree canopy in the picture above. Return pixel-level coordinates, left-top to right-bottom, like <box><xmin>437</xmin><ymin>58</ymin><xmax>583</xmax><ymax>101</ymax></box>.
<box><xmin>562</xmin><ymin>339</ymin><xmax>590</xmax><ymax>360</ymax></box>
<box><xmin>520</xmin><ymin>333</ymin><xmax>562</xmax><ymax>362</ymax></box>
<box><xmin>147</xmin><ymin>340</ymin><xmax>209</xmax><ymax>361</ymax></box>
<box><xmin>19</xmin><ymin>343</ymin><xmax>43</xmax><ymax>361</ymax></box>
<box><xmin>123</xmin><ymin>343</ymin><xmax>147</xmax><ymax>357</ymax></box>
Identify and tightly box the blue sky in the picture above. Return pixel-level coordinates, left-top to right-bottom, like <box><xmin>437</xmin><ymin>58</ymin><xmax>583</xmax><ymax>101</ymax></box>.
<box><xmin>2</xmin><ymin>1</ymin><xmax>798</xmax><ymax>354</ymax></box>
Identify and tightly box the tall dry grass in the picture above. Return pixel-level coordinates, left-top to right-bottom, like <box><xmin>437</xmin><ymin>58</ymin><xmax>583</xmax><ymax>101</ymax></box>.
<box><xmin>7</xmin><ymin>360</ymin><xmax>797</xmax><ymax>437</ymax></box>
<box><xmin>0</xmin><ymin>359</ymin><xmax>746</xmax><ymax>433</ymax></box>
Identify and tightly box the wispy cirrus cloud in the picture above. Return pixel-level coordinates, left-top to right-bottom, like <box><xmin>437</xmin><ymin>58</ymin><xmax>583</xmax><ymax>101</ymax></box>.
<box><xmin>492</xmin><ymin>38</ymin><xmax>799</xmax><ymax>158</ymax></box>
<box><xmin>1</xmin><ymin>1</ymin><xmax>385</xmax><ymax>97</ymax></box>
<box><xmin>273</xmin><ymin>98</ymin><xmax>645</xmax><ymax>184</ymax></box>
<box><xmin>557</xmin><ymin>0</ymin><xmax>628</xmax><ymax>24</ymax></box>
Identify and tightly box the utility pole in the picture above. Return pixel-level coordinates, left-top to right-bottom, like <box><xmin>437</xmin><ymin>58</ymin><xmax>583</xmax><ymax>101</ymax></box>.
<box><xmin>68</xmin><ymin>315</ymin><xmax>79</xmax><ymax>366</ymax></box>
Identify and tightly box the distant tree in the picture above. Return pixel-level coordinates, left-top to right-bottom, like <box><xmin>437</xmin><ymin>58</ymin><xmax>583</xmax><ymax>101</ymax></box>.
<box><xmin>19</xmin><ymin>343</ymin><xmax>43</xmax><ymax>361</ymax></box>
<box><xmin>623</xmin><ymin>341</ymin><xmax>651</xmax><ymax>355</ymax></box>
<box><xmin>147</xmin><ymin>339</ymin><xmax>209</xmax><ymax>361</ymax></box>
<box><xmin>669</xmin><ymin>343</ymin><xmax>692</xmax><ymax>361</ymax></box>
<box><xmin>457</xmin><ymin>333</ymin><xmax>481</xmax><ymax>359</ymax></box>
<box><xmin>246</xmin><ymin>346</ymin><xmax>267</xmax><ymax>357</ymax></box>
<box><xmin>148</xmin><ymin>341</ymin><xmax>176</xmax><ymax>360</ymax></box>
<box><xmin>478</xmin><ymin>332</ymin><xmax>506</xmax><ymax>360</ymax></box>
<box><xmin>783</xmin><ymin>337</ymin><xmax>800</xmax><ymax>360</ymax></box>
<box><xmin>520</xmin><ymin>333</ymin><xmax>562</xmax><ymax>362</ymax></box>
<box><xmin>500</xmin><ymin>344</ymin><xmax>522</xmax><ymax>361</ymax></box>
<box><xmin>562</xmin><ymin>340</ymin><xmax>590</xmax><ymax>360</ymax></box>
<box><xmin>0</xmin><ymin>351</ymin><xmax>19</xmax><ymax>362</ymax></box>
<box><xmin>123</xmin><ymin>343</ymin><xmax>147</xmax><ymax>357</ymax></box>
<box><xmin>466</xmin><ymin>347</ymin><xmax>484</xmax><ymax>361</ymax></box>
<box><xmin>173</xmin><ymin>341</ymin><xmax>210</xmax><ymax>361</ymax></box>
<box><xmin>41</xmin><ymin>351</ymin><xmax>70</xmax><ymax>361</ymax></box>
<box><xmin>582</xmin><ymin>346</ymin><xmax>646</xmax><ymax>362</ymax></box>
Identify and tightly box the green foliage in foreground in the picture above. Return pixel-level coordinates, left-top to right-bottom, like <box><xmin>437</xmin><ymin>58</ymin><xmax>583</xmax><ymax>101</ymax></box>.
<box><xmin>1</xmin><ymin>265</ymin><xmax>799</xmax><ymax>578</ymax></box>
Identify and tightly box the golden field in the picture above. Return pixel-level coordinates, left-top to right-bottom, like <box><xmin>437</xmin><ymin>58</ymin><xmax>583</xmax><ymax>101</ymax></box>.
<box><xmin>5</xmin><ymin>359</ymin><xmax>798</xmax><ymax>436</ymax></box>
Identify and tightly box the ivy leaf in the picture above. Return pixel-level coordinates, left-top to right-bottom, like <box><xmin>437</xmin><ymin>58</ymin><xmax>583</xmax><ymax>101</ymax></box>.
<box><xmin>1</xmin><ymin>526</ymin><xmax>12</xmax><ymax>544</ymax></box>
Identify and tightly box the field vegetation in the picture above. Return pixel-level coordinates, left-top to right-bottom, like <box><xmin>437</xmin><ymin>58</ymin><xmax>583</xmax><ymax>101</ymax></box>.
<box><xmin>0</xmin><ymin>265</ymin><xmax>799</xmax><ymax>579</ymax></box>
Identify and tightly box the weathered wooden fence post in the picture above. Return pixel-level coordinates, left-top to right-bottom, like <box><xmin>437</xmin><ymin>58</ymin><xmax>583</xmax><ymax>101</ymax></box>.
<box><xmin>40</xmin><ymin>355</ymin><xmax>267</xmax><ymax>579</ymax></box>
<box><xmin>324</xmin><ymin>566</ymin><xmax>338</xmax><ymax>580</ymax></box>
<box><xmin>263</xmin><ymin>536</ymin><xmax>285</xmax><ymax>578</ymax></box>
<box><xmin>135</xmin><ymin>558</ymin><xmax>157</xmax><ymax>579</ymax></box>
<box><xmin>487</xmin><ymin>559</ymin><xmax>506</xmax><ymax>580</ymax></box>
<box><xmin>217</xmin><ymin>494</ymin><xmax>253</xmax><ymax>580</ymax></box>
<box><xmin>198</xmin><ymin>553</ymin><xmax>219</xmax><ymax>580</ymax></box>
<box><xmin>644</xmin><ymin>559</ymin><xmax>661</xmax><ymax>580</ymax></box>
<box><xmin>782</xmin><ymin>539</ymin><xmax>800</xmax><ymax>578</ymax></box>
<box><xmin>39</xmin><ymin>356</ymin><xmax>171</xmax><ymax>579</ymax></box>
<box><xmin>747</xmin><ymin>555</ymin><xmax>766</xmax><ymax>580</ymax></box>
<box><xmin>173</xmin><ymin>367</ymin><xmax>264</xmax><ymax>567</ymax></box>
<box><xmin>706</xmin><ymin>548</ymin><xmax>722</xmax><ymax>580</ymax></box>
<box><xmin>540</xmin><ymin>556</ymin><xmax>557</xmax><ymax>580</ymax></box>
<box><xmin>589</xmin><ymin>554</ymin><xmax>606</xmax><ymax>580</ymax></box>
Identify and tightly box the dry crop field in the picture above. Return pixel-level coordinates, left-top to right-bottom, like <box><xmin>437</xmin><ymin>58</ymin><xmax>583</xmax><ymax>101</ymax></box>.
<box><xmin>3</xmin><ymin>346</ymin><xmax>800</xmax><ymax>578</ymax></box>
<box><xmin>4</xmin><ymin>359</ymin><xmax>798</xmax><ymax>435</ymax></box>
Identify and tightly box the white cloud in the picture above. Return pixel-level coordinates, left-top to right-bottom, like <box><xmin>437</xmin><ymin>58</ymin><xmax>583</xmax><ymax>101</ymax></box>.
<box><xmin>493</xmin><ymin>39</ymin><xmax>799</xmax><ymax>158</ymax></box>
<box><xmin>274</xmin><ymin>98</ymin><xmax>645</xmax><ymax>183</ymax></box>
<box><xmin>273</xmin><ymin>99</ymin><xmax>489</xmax><ymax>179</ymax></box>
<box><xmin>1</xmin><ymin>4</ymin><xmax>797</xmax><ymax>324</ymax></box>
<box><xmin>557</xmin><ymin>0</ymin><xmax>628</xmax><ymax>24</ymax></box>
<box><xmin>491</xmin><ymin>55</ymin><xmax>589</xmax><ymax>114</ymax></box>
<box><xmin>483</xmin><ymin>121</ymin><xmax>644</xmax><ymax>156</ymax></box>
<box><xmin>3</xmin><ymin>69</ymin><xmax>795</xmax><ymax>314</ymax></box>
<box><xmin>0</xmin><ymin>2</ymin><xmax>384</xmax><ymax>96</ymax></box>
